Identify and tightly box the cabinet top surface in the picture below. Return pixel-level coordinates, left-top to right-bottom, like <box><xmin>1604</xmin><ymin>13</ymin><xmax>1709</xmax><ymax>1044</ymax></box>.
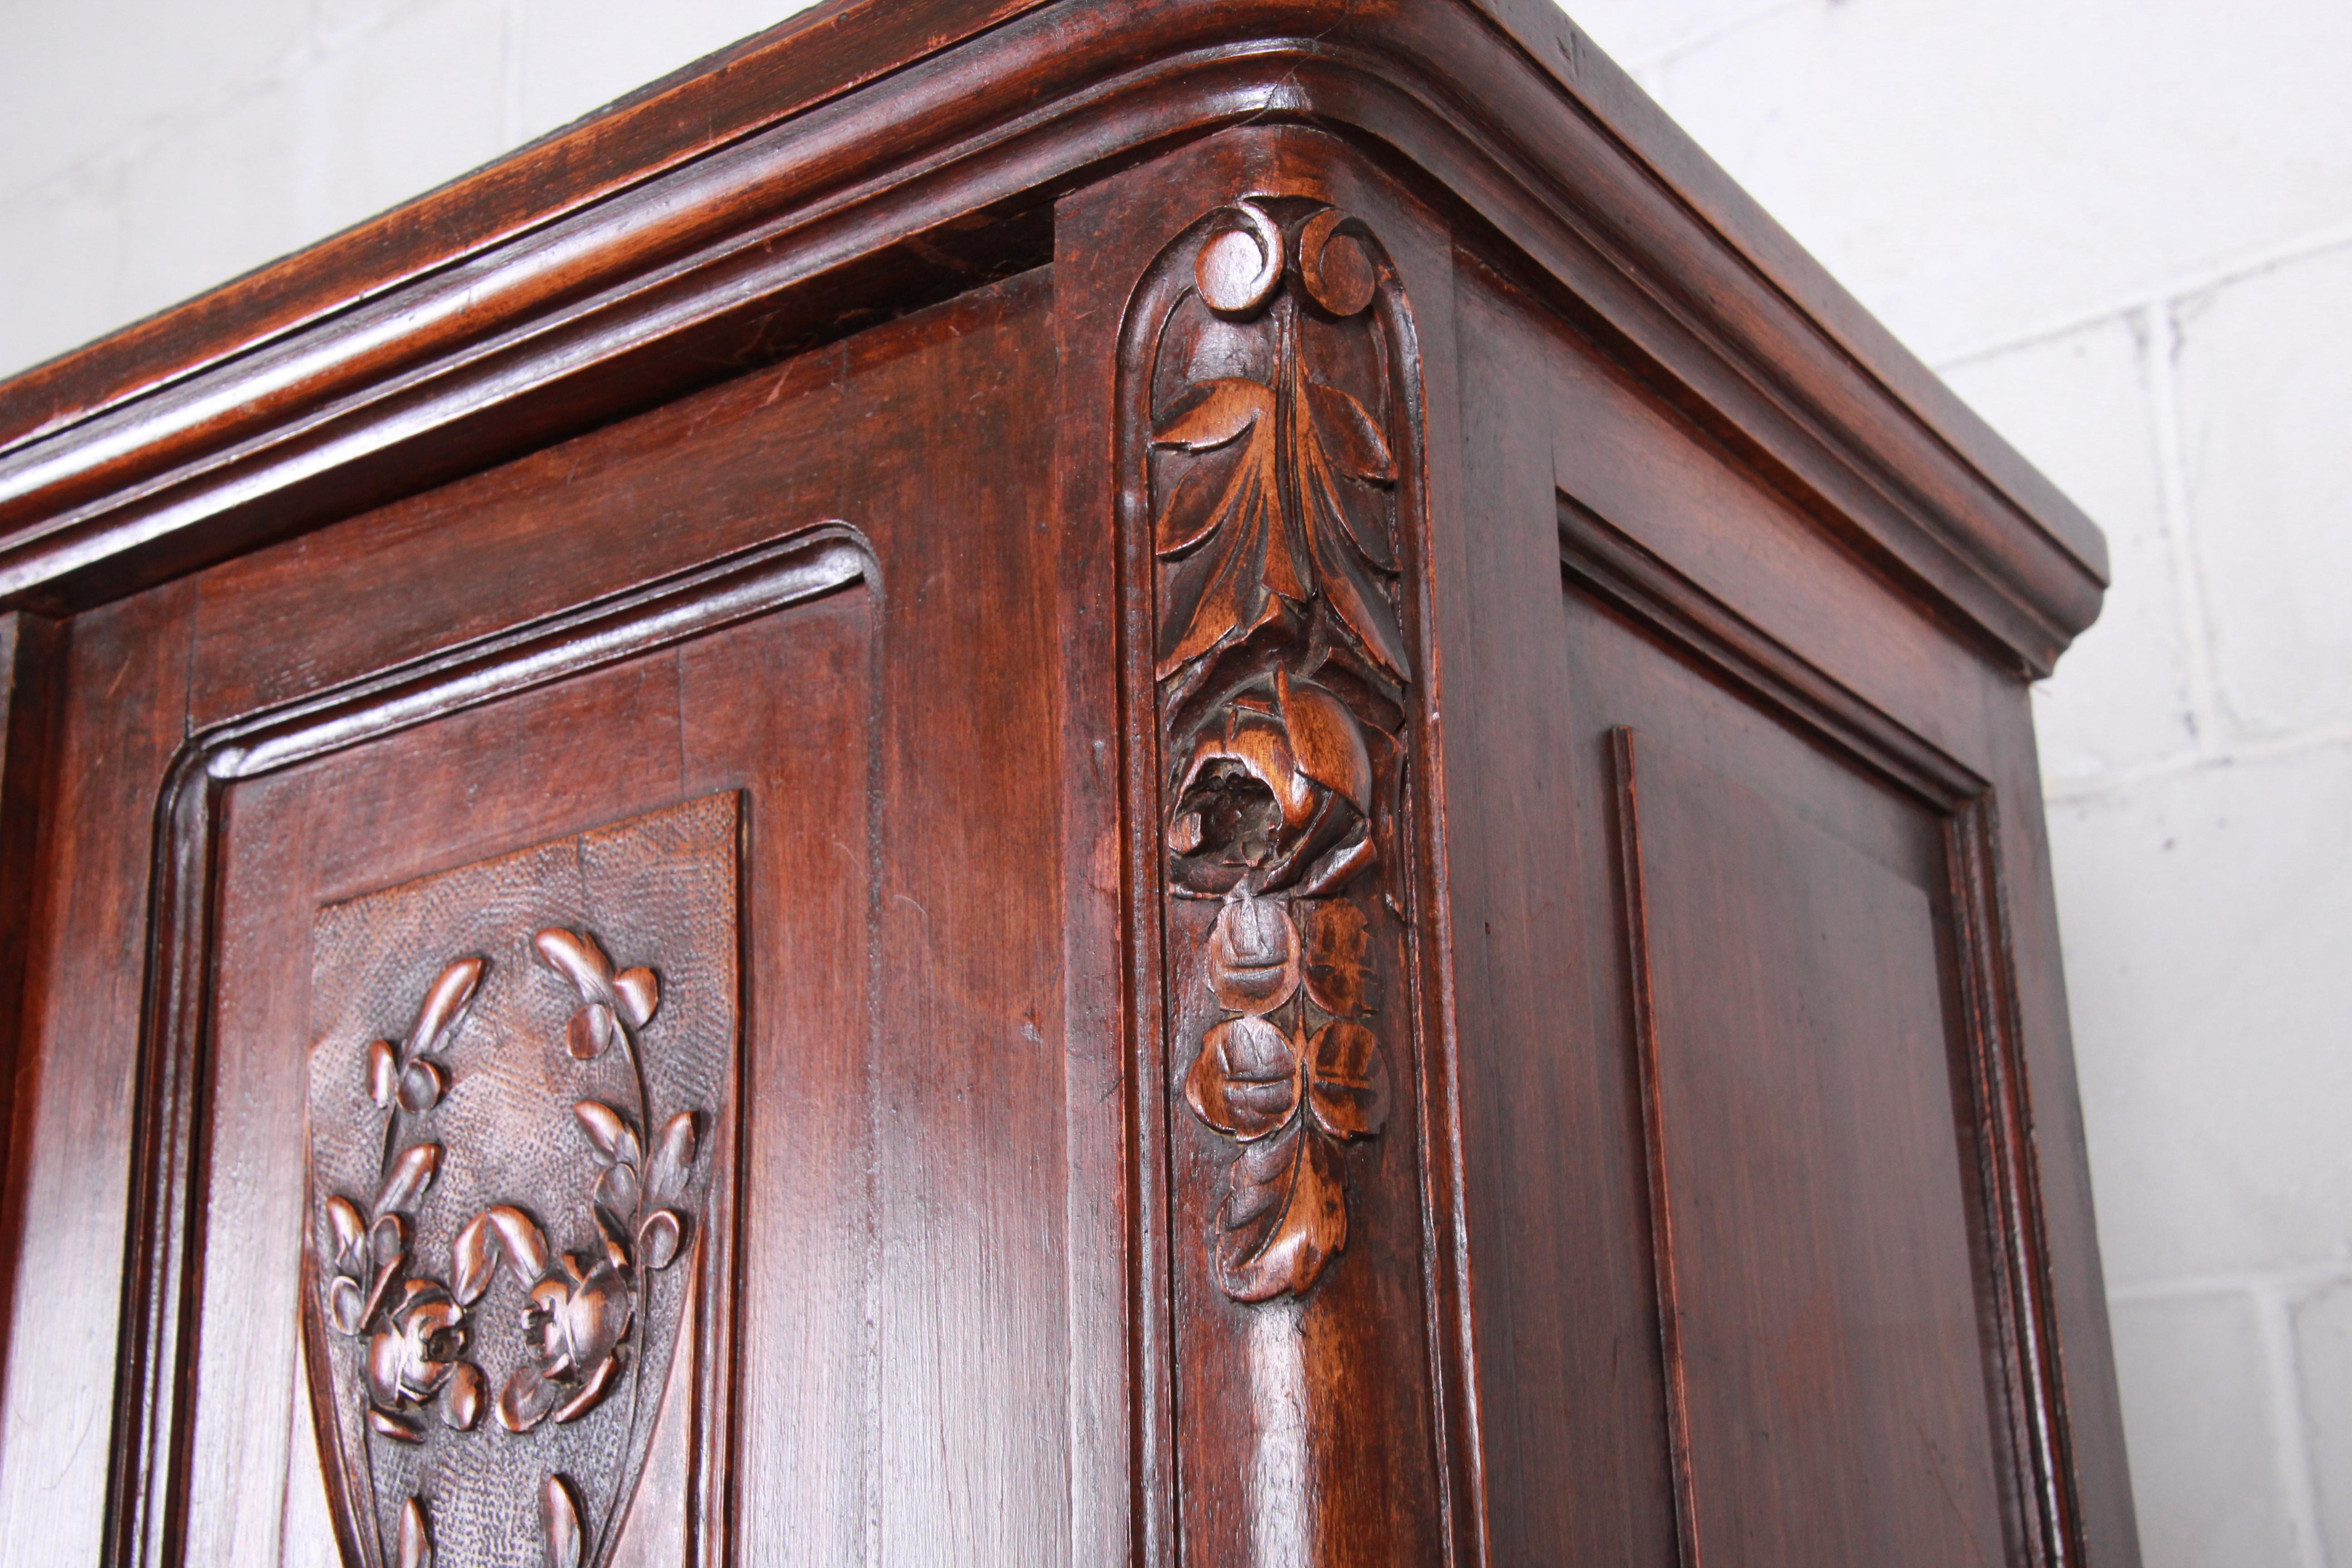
<box><xmin>0</xmin><ymin>0</ymin><xmax>2107</xmax><ymax>662</ymax></box>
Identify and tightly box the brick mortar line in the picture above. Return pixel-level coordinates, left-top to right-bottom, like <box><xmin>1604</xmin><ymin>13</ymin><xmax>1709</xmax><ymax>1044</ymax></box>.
<box><xmin>2042</xmin><ymin>723</ymin><xmax>2352</xmax><ymax>804</ymax></box>
<box><xmin>2140</xmin><ymin>300</ymin><xmax>2235</xmax><ymax>755</ymax></box>
<box><xmin>1931</xmin><ymin>217</ymin><xmax>2352</xmax><ymax>374</ymax></box>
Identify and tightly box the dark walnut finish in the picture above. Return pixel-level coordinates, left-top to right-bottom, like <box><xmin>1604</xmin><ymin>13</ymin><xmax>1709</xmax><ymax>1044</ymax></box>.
<box><xmin>0</xmin><ymin>2</ymin><xmax>2138</xmax><ymax>1567</ymax></box>
<box><xmin>304</xmin><ymin>796</ymin><xmax>735</xmax><ymax>1568</ymax></box>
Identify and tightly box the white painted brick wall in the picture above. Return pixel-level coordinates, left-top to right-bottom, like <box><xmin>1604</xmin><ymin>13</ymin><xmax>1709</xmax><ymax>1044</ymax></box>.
<box><xmin>2</xmin><ymin>3</ymin><xmax>2344</xmax><ymax>1563</ymax></box>
<box><xmin>0</xmin><ymin>0</ymin><xmax>826</xmax><ymax>377</ymax></box>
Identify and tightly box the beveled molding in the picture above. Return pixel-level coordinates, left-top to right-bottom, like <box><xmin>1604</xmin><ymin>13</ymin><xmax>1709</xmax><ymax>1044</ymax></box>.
<box><xmin>1563</xmin><ymin>495</ymin><xmax>2086</xmax><ymax>1568</ymax></box>
<box><xmin>107</xmin><ymin>526</ymin><xmax>871</xmax><ymax>1568</ymax></box>
<box><xmin>0</xmin><ymin>0</ymin><xmax>2102</xmax><ymax>679</ymax></box>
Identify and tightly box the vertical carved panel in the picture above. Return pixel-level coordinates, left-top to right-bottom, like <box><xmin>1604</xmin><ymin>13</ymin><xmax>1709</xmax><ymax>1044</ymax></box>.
<box><xmin>1152</xmin><ymin>198</ymin><xmax>1411</xmax><ymax>1298</ymax></box>
<box><xmin>302</xmin><ymin>794</ymin><xmax>737</xmax><ymax>1568</ymax></box>
<box><xmin>1131</xmin><ymin>193</ymin><xmax>1442</xmax><ymax>1563</ymax></box>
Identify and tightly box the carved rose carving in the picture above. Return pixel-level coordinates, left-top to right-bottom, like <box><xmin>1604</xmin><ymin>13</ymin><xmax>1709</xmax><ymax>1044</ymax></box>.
<box><xmin>1147</xmin><ymin>199</ymin><xmax>1416</xmax><ymax>1301</ymax></box>
<box><xmin>312</xmin><ymin>928</ymin><xmax>702</xmax><ymax>1563</ymax></box>
<box><xmin>368</xmin><ymin>1280</ymin><xmax>466</xmax><ymax>1424</ymax></box>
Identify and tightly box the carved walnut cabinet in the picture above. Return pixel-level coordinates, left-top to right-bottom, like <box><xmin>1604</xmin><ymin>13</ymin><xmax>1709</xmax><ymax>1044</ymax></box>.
<box><xmin>0</xmin><ymin>3</ymin><xmax>2141</xmax><ymax>1566</ymax></box>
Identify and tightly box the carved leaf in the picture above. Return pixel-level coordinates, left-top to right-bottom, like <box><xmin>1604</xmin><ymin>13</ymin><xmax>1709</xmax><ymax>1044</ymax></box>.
<box><xmin>405</xmin><ymin>956</ymin><xmax>485</xmax><ymax>1061</ymax></box>
<box><xmin>358</xmin><ymin>1257</ymin><xmax>403</xmax><ymax>1330</ymax></box>
<box><xmin>566</xmin><ymin>1003</ymin><xmax>617</xmax><ymax>1061</ymax></box>
<box><xmin>1303</xmin><ymin>381</ymin><xmax>1393</xmax><ymax>485</ymax></box>
<box><xmin>553</xmin><ymin>1348</ymin><xmax>625</xmax><ymax>1424</ymax></box>
<box><xmin>612</xmin><ymin>967</ymin><xmax>658</xmax><ymax>1029</ymax></box>
<box><xmin>397</xmin><ymin>1058</ymin><xmax>448</xmax><ymax>1114</ymax></box>
<box><xmin>1155</xmin><ymin>444</ymin><xmax>1245</xmax><ymax>559</ymax></box>
<box><xmin>323</xmin><ymin>1195</ymin><xmax>366</xmax><ymax>1267</ymax></box>
<box><xmin>643</xmin><ymin>1112</ymin><xmax>697</xmax><ymax>1210</ymax></box>
<box><xmin>1156</xmin><ymin>377</ymin><xmax>1269</xmax><ymax>454</ymax></box>
<box><xmin>398</xmin><ymin>1497</ymin><xmax>433</xmax><ymax>1568</ymax></box>
<box><xmin>1289</xmin><ymin>357</ymin><xmax>1406</xmax><ymax>678</ymax></box>
<box><xmin>368</xmin><ymin>1041</ymin><xmax>399</xmax><ymax>1107</ymax></box>
<box><xmin>369</xmin><ymin>1213</ymin><xmax>408</xmax><ymax>1269</ymax></box>
<box><xmin>374</xmin><ymin>1143</ymin><xmax>441</xmax><ymax>1217</ymax></box>
<box><xmin>572</xmin><ymin>1100</ymin><xmax>637</xmax><ymax>1166</ymax></box>
<box><xmin>451</xmin><ymin>1205</ymin><xmax>550</xmax><ymax>1306</ymax></box>
<box><xmin>566</xmin><ymin>1002</ymin><xmax>617</xmax><ymax>1062</ymax></box>
<box><xmin>594</xmin><ymin>1162</ymin><xmax>641</xmax><ymax>1219</ymax></box>
<box><xmin>1206</xmin><ymin>895</ymin><xmax>1301</xmax><ymax>1015</ymax></box>
<box><xmin>1305</xmin><ymin>1020</ymin><xmax>1390</xmax><ymax>1141</ymax></box>
<box><xmin>1214</xmin><ymin>1122</ymin><xmax>1349</xmax><ymax>1301</ymax></box>
<box><xmin>499</xmin><ymin>1362</ymin><xmax>560</xmax><ymax>1434</ymax></box>
<box><xmin>1152</xmin><ymin>379</ymin><xmax>1295</xmax><ymax>678</ymax></box>
<box><xmin>1302</xmin><ymin>899</ymin><xmax>1371</xmax><ymax>1016</ymax></box>
<box><xmin>1185</xmin><ymin>1016</ymin><xmax>1302</xmax><ymax>1141</ymax></box>
<box><xmin>534</xmin><ymin>929</ymin><xmax>613</xmax><ymax>996</ymax></box>
<box><xmin>637</xmin><ymin>1209</ymin><xmax>683</xmax><ymax>1271</ymax></box>
<box><xmin>542</xmin><ymin>1475</ymin><xmax>584</xmax><ymax>1568</ymax></box>
<box><xmin>328</xmin><ymin>1274</ymin><xmax>367</xmax><ymax>1335</ymax></box>
<box><xmin>1275</xmin><ymin>669</ymin><xmax>1372</xmax><ymax>813</ymax></box>
<box><xmin>443</xmin><ymin>1362</ymin><xmax>485</xmax><ymax>1431</ymax></box>
<box><xmin>368</xmin><ymin>1406</ymin><xmax>425</xmax><ymax>1444</ymax></box>
<box><xmin>1296</xmin><ymin>829</ymin><xmax>1377</xmax><ymax>899</ymax></box>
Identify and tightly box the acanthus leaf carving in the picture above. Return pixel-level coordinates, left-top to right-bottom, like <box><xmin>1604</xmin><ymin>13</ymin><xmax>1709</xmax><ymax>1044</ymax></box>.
<box><xmin>1144</xmin><ymin>198</ymin><xmax>1419</xmax><ymax>1302</ymax></box>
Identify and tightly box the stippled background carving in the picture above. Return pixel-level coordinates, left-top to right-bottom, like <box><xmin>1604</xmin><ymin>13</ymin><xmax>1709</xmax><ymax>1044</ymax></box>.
<box><xmin>303</xmin><ymin>792</ymin><xmax>738</xmax><ymax>1568</ymax></box>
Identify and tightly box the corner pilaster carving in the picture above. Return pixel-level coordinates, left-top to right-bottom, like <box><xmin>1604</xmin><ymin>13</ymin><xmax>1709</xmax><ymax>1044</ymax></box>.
<box><xmin>1140</xmin><ymin>198</ymin><xmax>1420</xmax><ymax>1301</ymax></box>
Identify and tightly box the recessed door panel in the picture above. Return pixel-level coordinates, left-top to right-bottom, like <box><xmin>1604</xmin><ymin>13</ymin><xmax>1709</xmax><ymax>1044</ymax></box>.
<box><xmin>186</xmin><ymin>580</ymin><xmax>875</xmax><ymax>1567</ymax></box>
<box><xmin>1617</xmin><ymin>728</ymin><xmax>2005</xmax><ymax>1568</ymax></box>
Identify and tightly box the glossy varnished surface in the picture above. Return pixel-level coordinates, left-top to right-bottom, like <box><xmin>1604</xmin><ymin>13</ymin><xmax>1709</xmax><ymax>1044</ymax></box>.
<box><xmin>0</xmin><ymin>4</ymin><xmax>2136</xmax><ymax>1564</ymax></box>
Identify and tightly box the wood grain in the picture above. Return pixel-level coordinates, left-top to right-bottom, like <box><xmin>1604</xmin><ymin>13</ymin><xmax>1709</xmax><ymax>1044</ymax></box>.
<box><xmin>0</xmin><ymin>6</ymin><xmax>2142</xmax><ymax>1564</ymax></box>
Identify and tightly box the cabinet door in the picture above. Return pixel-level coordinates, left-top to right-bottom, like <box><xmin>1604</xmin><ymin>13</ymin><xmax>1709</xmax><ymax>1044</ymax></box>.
<box><xmin>0</xmin><ymin>270</ymin><xmax>1085</xmax><ymax>1568</ymax></box>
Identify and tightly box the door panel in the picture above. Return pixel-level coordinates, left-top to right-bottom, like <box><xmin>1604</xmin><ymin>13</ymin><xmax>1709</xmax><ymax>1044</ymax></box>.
<box><xmin>0</xmin><ymin>267</ymin><xmax>1078</xmax><ymax>1568</ymax></box>
<box><xmin>1616</xmin><ymin>729</ymin><xmax>2005</xmax><ymax>1568</ymax></box>
<box><xmin>191</xmin><ymin>585</ymin><xmax>871</xmax><ymax>1566</ymax></box>
<box><xmin>1551</xmin><ymin>499</ymin><xmax>2059</xmax><ymax>1568</ymax></box>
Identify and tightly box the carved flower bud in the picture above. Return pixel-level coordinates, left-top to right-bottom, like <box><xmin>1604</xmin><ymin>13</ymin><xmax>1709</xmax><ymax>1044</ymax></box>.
<box><xmin>397</xmin><ymin>1058</ymin><xmax>448</xmax><ymax>1113</ymax></box>
<box><xmin>1186</xmin><ymin>1016</ymin><xmax>1302</xmax><ymax>1142</ymax></box>
<box><xmin>367</xmin><ymin>1279</ymin><xmax>463</xmax><ymax>1407</ymax></box>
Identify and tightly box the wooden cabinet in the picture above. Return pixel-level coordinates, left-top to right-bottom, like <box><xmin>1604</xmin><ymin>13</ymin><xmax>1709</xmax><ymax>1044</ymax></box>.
<box><xmin>0</xmin><ymin>2</ymin><xmax>2141</xmax><ymax>1564</ymax></box>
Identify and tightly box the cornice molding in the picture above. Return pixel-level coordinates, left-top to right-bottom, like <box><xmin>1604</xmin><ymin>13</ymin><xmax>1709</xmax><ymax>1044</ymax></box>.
<box><xmin>0</xmin><ymin>0</ymin><xmax>2105</xmax><ymax>675</ymax></box>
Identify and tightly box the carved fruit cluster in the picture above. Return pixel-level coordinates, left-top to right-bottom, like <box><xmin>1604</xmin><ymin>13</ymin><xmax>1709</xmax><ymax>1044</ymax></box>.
<box><xmin>314</xmin><ymin>930</ymin><xmax>702</xmax><ymax>1568</ymax></box>
<box><xmin>1186</xmin><ymin>889</ymin><xmax>1389</xmax><ymax>1299</ymax></box>
<box><xmin>1150</xmin><ymin>199</ymin><xmax>1413</xmax><ymax>1301</ymax></box>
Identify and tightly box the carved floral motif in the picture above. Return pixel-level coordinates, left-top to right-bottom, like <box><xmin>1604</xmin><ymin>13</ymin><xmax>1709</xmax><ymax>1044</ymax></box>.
<box><xmin>311</xmin><ymin>929</ymin><xmax>702</xmax><ymax>1567</ymax></box>
<box><xmin>1147</xmin><ymin>199</ymin><xmax>1416</xmax><ymax>1300</ymax></box>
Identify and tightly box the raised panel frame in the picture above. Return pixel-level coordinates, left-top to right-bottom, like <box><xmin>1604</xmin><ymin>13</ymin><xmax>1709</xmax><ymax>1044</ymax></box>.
<box><xmin>108</xmin><ymin>526</ymin><xmax>872</xmax><ymax>1568</ymax></box>
<box><xmin>1565</xmin><ymin>494</ymin><xmax>2082</xmax><ymax>1568</ymax></box>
